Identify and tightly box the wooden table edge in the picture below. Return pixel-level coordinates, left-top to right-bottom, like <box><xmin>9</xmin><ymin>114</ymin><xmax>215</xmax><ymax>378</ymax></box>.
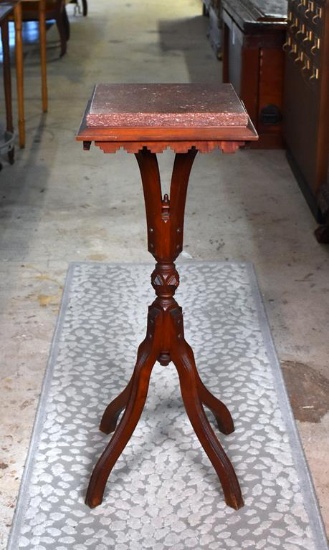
<box><xmin>76</xmin><ymin>119</ymin><xmax>258</xmax><ymax>144</ymax></box>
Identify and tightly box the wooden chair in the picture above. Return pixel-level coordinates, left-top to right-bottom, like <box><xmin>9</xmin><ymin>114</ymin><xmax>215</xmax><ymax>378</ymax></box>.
<box><xmin>10</xmin><ymin>0</ymin><xmax>69</xmax><ymax>117</ymax></box>
<box><xmin>21</xmin><ymin>0</ymin><xmax>70</xmax><ymax>57</ymax></box>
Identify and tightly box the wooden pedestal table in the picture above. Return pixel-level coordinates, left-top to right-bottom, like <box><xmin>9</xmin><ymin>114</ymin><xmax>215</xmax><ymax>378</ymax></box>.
<box><xmin>77</xmin><ymin>83</ymin><xmax>258</xmax><ymax>511</ymax></box>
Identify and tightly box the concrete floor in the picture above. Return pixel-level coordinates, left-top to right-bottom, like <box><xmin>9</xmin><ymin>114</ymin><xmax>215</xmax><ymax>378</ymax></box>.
<box><xmin>0</xmin><ymin>0</ymin><xmax>328</xmax><ymax>547</ymax></box>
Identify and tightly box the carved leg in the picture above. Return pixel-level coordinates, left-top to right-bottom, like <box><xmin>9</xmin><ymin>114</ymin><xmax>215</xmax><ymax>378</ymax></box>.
<box><xmin>86</xmin><ymin>309</ymin><xmax>161</xmax><ymax>508</ymax></box>
<box><xmin>100</xmin><ymin>377</ymin><xmax>133</xmax><ymax>435</ymax></box>
<box><xmin>100</xmin><ymin>316</ymin><xmax>168</xmax><ymax>434</ymax></box>
<box><xmin>196</xmin><ymin>374</ymin><xmax>234</xmax><ymax>435</ymax></box>
<box><xmin>170</xmin><ymin>310</ymin><xmax>243</xmax><ymax>510</ymax></box>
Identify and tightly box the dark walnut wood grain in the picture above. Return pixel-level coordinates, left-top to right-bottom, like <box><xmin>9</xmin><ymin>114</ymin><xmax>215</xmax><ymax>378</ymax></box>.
<box><xmin>77</xmin><ymin>83</ymin><xmax>258</xmax><ymax>511</ymax></box>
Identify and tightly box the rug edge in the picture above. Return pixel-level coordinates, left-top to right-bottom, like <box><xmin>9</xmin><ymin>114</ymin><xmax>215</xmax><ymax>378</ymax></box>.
<box><xmin>6</xmin><ymin>264</ymin><xmax>77</xmax><ymax>550</ymax></box>
<box><xmin>246</xmin><ymin>263</ymin><xmax>329</xmax><ymax>548</ymax></box>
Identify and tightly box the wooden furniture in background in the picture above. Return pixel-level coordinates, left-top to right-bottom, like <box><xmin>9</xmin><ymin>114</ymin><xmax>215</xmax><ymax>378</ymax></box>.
<box><xmin>21</xmin><ymin>0</ymin><xmax>70</xmax><ymax>58</ymax></box>
<box><xmin>222</xmin><ymin>0</ymin><xmax>287</xmax><ymax>148</ymax></box>
<box><xmin>77</xmin><ymin>83</ymin><xmax>258</xmax><ymax>511</ymax></box>
<box><xmin>283</xmin><ymin>0</ymin><xmax>329</xmax><ymax>242</ymax></box>
<box><xmin>0</xmin><ymin>0</ymin><xmax>24</xmax><ymax>156</ymax></box>
<box><xmin>13</xmin><ymin>0</ymin><xmax>48</xmax><ymax>113</ymax></box>
<box><xmin>18</xmin><ymin>0</ymin><xmax>70</xmax><ymax>116</ymax></box>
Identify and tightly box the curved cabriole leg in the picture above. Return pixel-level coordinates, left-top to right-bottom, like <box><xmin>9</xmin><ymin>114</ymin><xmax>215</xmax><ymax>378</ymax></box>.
<box><xmin>86</xmin><ymin>349</ymin><xmax>155</xmax><ymax>508</ymax></box>
<box><xmin>170</xmin><ymin>311</ymin><xmax>243</xmax><ymax>510</ymax></box>
<box><xmin>100</xmin><ymin>377</ymin><xmax>133</xmax><ymax>435</ymax></box>
<box><xmin>85</xmin><ymin>310</ymin><xmax>161</xmax><ymax>508</ymax></box>
<box><xmin>196</xmin><ymin>374</ymin><xmax>234</xmax><ymax>435</ymax></box>
<box><xmin>175</xmin><ymin>346</ymin><xmax>243</xmax><ymax>510</ymax></box>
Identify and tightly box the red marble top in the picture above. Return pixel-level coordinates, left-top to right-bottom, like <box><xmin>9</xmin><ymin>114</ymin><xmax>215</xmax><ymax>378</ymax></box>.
<box><xmin>85</xmin><ymin>83</ymin><xmax>249</xmax><ymax>128</ymax></box>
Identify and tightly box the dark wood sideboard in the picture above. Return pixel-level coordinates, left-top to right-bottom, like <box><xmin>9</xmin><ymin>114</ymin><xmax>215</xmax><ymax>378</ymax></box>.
<box><xmin>221</xmin><ymin>0</ymin><xmax>288</xmax><ymax>148</ymax></box>
<box><xmin>283</xmin><ymin>0</ymin><xmax>329</xmax><ymax>242</ymax></box>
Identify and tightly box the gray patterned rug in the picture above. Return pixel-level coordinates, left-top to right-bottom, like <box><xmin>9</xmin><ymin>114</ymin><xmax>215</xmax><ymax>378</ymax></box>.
<box><xmin>8</xmin><ymin>262</ymin><xmax>328</xmax><ymax>550</ymax></box>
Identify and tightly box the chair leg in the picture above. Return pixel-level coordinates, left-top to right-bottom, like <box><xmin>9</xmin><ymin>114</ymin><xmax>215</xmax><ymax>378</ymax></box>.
<box><xmin>62</xmin><ymin>6</ymin><xmax>70</xmax><ymax>40</ymax></box>
<box><xmin>56</xmin><ymin>7</ymin><xmax>70</xmax><ymax>57</ymax></box>
<box><xmin>81</xmin><ymin>0</ymin><xmax>88</xmax><ymax>16</ymax></box>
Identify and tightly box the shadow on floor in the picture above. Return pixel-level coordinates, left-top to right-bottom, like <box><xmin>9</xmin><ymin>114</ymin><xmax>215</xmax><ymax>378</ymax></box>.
<box><xmin>157</xmin><ymin>15</ymin><xmax>221</xmax><ymax>83</ymax></box>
